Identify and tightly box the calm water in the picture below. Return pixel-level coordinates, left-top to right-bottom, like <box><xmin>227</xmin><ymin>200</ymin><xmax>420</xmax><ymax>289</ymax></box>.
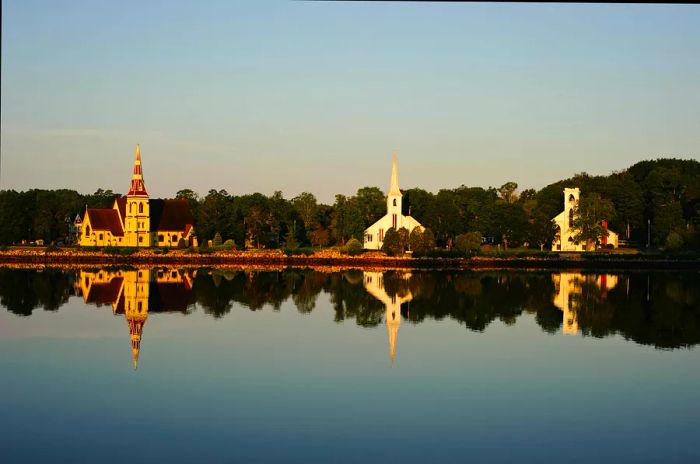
<box><xmin>1</xmin><ymin>267</ymin><xmax>699</xmax><ymax>463</ymax></box>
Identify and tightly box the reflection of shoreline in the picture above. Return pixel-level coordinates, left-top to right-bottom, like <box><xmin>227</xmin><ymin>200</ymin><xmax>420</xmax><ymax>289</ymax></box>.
<box><xmin>2</xmin><ymin>267</ymin><xmax>699</xmax><ymax>351</ymax></box>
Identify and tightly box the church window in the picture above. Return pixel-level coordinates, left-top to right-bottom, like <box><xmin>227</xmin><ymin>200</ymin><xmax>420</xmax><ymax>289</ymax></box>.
<box><xmin>379</xmin><ymin>229</ymin><xmax>384</xmax><ymax>241</ymax></box>
<box><xmin>158</xmin><ymin>234</ymin><xmax>164</xmax><ymax>242</ymax></box>
<box><xmin>569</xmin><ymin>194</ymin><xmax>575</xmax><ymax>203</ymax></box>
<box><xmin>138</xmin><ymin>301</ymin><xmax>142</xmax><ymax>311</ymax></box>
<box><xmin>392</xmin><ymin>214</ymin><xmax>397</xmax><ymax>229</ymax></box>
<box><xmin>172</xmin><ymin>234</ymin><xmax>177</xmax><ymax>242</ymax></box>
<box><xmin>99</xmin><ymin>233</ymin><xmax>103</xmax><ymax>241</ymax></box>
<box><xmin>393</xmin><ymin>199</ymin><xmax>397</xmax><ymax>206</ymax></box>
<box><xmin>139</xmin><ymin>203</ymin><xmax>143</xmax><ymax>214</ymax></box>
<box><xmin>86</xmin><ymin>226</ymin><xmax>91</xmax><ymax>236</ymax></box>
<box><xmin>171</xmin><ymin>271</ymin><xmax>178</xmax><ymax>278</ymax></box>
<box><xmin>129</xmin><ymin>203</ymin><xmax>133</xmax><ymax>213</ymax></box>
<box><xmin>568</xmin><ymin>209</ymin><xmax>574</xmax><ymax>228</ymax></box>
<box><xmin>138</xmin><ymin>236</ymin><xmax>143</xmax><ymax>243</ymax></box>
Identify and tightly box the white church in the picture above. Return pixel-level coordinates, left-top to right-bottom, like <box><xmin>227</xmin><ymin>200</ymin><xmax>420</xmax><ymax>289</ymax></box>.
<box><xmin>551</xmin><ymin>187</ymin><xmax>619</xmax><ymax>251</ymax></box>
<box><xmin>363</xmin><ymin>154</ymin><xmax>423</xmax><ymax>250</ymax></box>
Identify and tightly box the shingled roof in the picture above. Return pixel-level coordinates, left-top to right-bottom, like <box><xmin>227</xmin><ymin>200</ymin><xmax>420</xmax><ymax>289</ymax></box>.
<box><xmin>85</xmin><ymin>208</ymin><xmax>124</xmax><ymax>236</ymax></box>
<box><xmin>150</xmin><ymin>199</ymin><xmax>194</xmax><ymax>232</ymax></box>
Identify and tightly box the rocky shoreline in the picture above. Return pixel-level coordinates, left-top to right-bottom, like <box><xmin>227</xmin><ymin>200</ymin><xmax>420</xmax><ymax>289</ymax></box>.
<box><xmin>0</xmin><ymin>248</ymin><xmax>698</xmax><ymax>270</ymax></box>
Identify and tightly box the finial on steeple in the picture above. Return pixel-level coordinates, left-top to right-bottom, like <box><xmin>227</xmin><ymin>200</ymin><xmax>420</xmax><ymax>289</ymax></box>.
<box><xmin>135</xmin><ymin>144</ymin><xmax>141</xmax><ymax>161</ymax></box>
<box><xmin>388</xmin><ymin>151</ymin><xmax>401</xmax><ymax>196</ymax></box>
<box><xmin>133</xmin><ymin>348</ymin><xmax>139</xmax><ymax>370</ymax></box>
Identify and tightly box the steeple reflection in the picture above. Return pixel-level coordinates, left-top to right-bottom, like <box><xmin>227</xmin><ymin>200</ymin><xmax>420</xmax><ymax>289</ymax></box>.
<box><xmin>552</xmin><ymin>273</ymin><xmax>618</xmax><ymax>335</ymax></box>
<box><xmin>363</xmin><ymin>271</ymin><xmax>414</xmax><ymax>366</ymax></box>
<box><xmin>77</xmin><ymin>268</ymin><xmax>195</xmax><ymax>369</ymax></box>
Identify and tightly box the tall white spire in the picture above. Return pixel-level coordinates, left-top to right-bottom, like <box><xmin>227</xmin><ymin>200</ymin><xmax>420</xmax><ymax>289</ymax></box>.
<box><xmin>388</xmin><ymin>151</ymin><xmax>401</xmax><ymax>196</ymax></box>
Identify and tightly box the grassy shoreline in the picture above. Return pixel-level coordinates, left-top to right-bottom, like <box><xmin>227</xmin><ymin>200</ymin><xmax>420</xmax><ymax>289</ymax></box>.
<box><xmin>0</xmin><ymin>247</ymin><xmax>698</xmax><ymax>270</ymax></box>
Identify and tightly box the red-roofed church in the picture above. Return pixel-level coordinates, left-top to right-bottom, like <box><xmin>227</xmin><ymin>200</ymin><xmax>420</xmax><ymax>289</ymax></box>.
<box><xmin>78</xmin><ymin>145</ymin><xmax>196</xmax><ymax>248</ymax></box>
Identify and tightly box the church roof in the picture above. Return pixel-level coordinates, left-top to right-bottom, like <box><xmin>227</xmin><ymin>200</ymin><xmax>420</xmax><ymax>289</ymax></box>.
<box><xmin>116</xmin><ymin>197</ymin><xmax>127</xmax><ymax>223</ymax></box>
<box><xmin>149</xmin><ymin>282</ymin><xmax>195</xmax><ymax>313</ymax></box>
<box><xmin>85</xmin><ymin>277</ymin><xmax>124</xmax><ymax>305</ymax></box>
<box><xmin>85</xmin><ymin>208</ymin><xmax>124</xmax><ymax>236</ymax></box>
<box><xmin>150</xmin><ymin>199</ymin><xmax>194</xmax><ymax>232</ymax></box>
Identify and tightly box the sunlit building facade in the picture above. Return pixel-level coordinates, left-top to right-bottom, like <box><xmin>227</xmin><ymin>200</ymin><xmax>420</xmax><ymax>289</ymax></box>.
<box><xmin>551</xmin><ymin>187</ymin><xmax>618</xmax><ymax>252</ymax></box>
<box><xmin>78</xmin><ymin>145</ymin><xmax>196</xmax><ymax>248</ymax></box>
<box><xmin>363</xmin><ymin>154</ymin><xmax>423</xmax><ymax>250</ymax></box>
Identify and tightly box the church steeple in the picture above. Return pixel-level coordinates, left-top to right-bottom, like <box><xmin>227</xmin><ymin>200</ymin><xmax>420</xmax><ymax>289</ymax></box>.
<box><xmin>124</xmin><ymin>145</ymin><xmax>151</xmax><ymax>246</ymax></box>
<box><xmin>388</xmin><ymin>151</ymin><xmax>401</xmax><ymax>197</ymax></box>
<box><xmin>127</xmin><ymin>144</ymin><xmax>148</xmax><ymax>197</ymax></box>
<box><xmin>387</xmin><ymin>152</ymin><xmax>403</xmax><ymax>225</ymax></box>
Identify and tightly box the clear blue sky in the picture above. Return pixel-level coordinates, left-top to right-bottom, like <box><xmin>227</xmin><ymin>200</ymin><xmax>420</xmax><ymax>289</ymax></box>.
<box><xmin>2</xmin><ymin>1</ymin><xmax>699</xmax><ymax>203</ymax></box>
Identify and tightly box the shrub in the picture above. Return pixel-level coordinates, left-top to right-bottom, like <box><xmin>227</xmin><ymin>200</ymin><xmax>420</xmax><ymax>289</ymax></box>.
<box><xmin>343</xmin><ymin>238</ymin><xmax>364</xmax><ymax>255</ymax></box>
<box><xmin>213</xmin><ymin>232</ymin><xmax>223</xmax><ymax>247</ymax></box>
<box><xmin>45</xmin><ymin>245</ymin><xmax>60</xmax><ymax>253</ymax></box>
<box><xmin>284</xmin><ymin>247</ymin><xmax>315</xmax><ymax>256</ymax></box>
<box><xmin>177</xmin><ymin>238</ymin><xmax>186</xmax><ymax>249</ymax></box>
<box><xmin>381</xmin><ymin>229</ymin><xmax>401</xmax><ymax>256</ymax></box>
<box><xmin>664</xmin><ymin>231</ymin><xmax>684</xmax><ymax>251</ymax></box>
<box><xmin>455</xmin><ymin>232</ymin><xmax>481</xmax><ymax>254</ymax></box>
<box><xmin>103</xmin><ymin>247</ymin><xmax>137</xmax><ymax>256</ymax></box>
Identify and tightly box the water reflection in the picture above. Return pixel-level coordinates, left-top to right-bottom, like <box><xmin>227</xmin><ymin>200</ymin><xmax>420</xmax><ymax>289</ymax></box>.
<box><xmin>553</xmin><ymin>273</ymin><xmax>618</xmax><ymax>335</ymax></box>
<box><xmin>363</xmin><ymin>271</ymin><xmax>414</xmax><ymax>365</ymax></box>
<box><xmin>76</xmin><ymin>268</ymin><xmax>196</xmax><ymax>368</ymax></box>
<box><xmin>1</xmin><ymin>267</ymin><xmax>699</xmax><ymax>358</ymax></box>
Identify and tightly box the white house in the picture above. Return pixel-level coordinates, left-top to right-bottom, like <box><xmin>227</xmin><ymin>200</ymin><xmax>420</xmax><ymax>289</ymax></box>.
<box><xmin>551</xmin><ymin>187</ymin><xmax>618</xmax><ymax>251</ymax></box>
<box><xmin>363</xmin><ymin>154</ymin><xmax>423</xmax><ymax>250</ymax></box>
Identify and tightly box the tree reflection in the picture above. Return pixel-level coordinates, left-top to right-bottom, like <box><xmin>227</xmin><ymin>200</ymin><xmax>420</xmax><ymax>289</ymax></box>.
<box><xmin>2</xmin><ymin>266</ymin><xmax>699</xmax><ymax>349</ymax></box>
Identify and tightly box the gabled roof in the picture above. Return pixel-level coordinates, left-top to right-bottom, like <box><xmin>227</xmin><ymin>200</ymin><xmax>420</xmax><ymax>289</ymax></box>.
<box><xmin>85</xmin><ymin>277</ymin><xmax>124</xmax><ymax>305</ymax></box>
<box><xmin>150</xmin><ymin>199</ymin><xmax>194</xmax><ymax>232</ymax></box>
<box><xmin>85</xmin><ymin>208</ymin><xmax>124</xmax><ymax>236</ymax></box>
<box><xmin>115</xmin><ymin>197</ymin><xmax>127</xmax><ymax>223</ymax></box>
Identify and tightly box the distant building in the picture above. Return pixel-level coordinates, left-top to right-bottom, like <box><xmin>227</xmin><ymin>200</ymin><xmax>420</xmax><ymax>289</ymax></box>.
<box><xmin>551</xmin><ymin>187</ymin><xmax>618</xmax><ymax>251</ymax></box>
<box><xmin>363</xmin><ymin>153</ymin><xmax>423</xmax><ymax>250</ymax></box>
<box><xmin>78</xmin><ymin>145</ymin><xmax>196</xmax><ymax>247</ymax></box>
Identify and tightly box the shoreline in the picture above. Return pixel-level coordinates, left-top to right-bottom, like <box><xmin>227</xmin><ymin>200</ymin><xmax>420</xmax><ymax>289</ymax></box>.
<box><xmin>1</xmin><ymin>248</ymin><xmax>698</xmax><ymax>271</ymax></box>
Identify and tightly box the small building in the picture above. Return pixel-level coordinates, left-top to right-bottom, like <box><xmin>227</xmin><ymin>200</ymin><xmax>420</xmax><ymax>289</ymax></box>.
<box><xmin>363</xmin><ymin>153</ymin><xmax>423</xmax><ymax>250</ymax></box>
<box><xmin>79</xmin><ymin>145</ymin><xmax>196</xmax><ymax>248</ymax></box>
<box><xmin>551</xmin><ymin>187</ymin><xmax>618</xmax><ymax>251</ymax></box>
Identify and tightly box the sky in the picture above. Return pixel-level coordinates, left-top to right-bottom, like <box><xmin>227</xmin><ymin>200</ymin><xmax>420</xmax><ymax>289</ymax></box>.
<box><xmin>2</xmin><ymin>1</ymin><xmax>699</xmax><ymax>203</ymax></box>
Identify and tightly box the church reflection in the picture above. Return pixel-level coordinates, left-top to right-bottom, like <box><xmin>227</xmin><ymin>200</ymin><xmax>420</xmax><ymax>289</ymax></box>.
<box><xmin>552</xmin><ymin>272</ymin><xmax>618</xmax><ymax>335</ymax></box>
<box><xmin>363</xmin><ymin>271</ymin><xmax>414</xmax><ymax>366</ymax></box>
<box><xmin>76</xmin><ymin>268</ymin><xmax>196</xmax><ymax>369</ymax></box>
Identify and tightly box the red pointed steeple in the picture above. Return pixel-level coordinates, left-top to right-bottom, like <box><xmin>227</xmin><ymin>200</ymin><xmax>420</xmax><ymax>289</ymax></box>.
<box><xmin>127</xmin><ymin>144</ymin><xmax>149</xmax><ymax>197</ymax></box>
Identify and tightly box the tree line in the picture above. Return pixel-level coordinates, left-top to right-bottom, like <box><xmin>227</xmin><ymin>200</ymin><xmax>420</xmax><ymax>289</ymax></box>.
<box><xmin>0</xmin><ymin>158</ymin><xmax>698</xmax><ymax>250</ymax></box>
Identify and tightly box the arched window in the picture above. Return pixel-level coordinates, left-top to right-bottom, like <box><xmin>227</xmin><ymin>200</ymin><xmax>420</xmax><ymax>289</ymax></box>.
<box><xmin>569</xmin><ymin>194</ymin><xmax>575</xmax><ymax>203</ymax></box>
<box><xmin>138</xmin><ymin>203</ymin><xmax>143</xmax><ymax>214</ymax></box>
<box><xmin>393</xmin><ymin>199</ymin><xmax>397</xmax><ymax>206</ymax></box>
<box><xmin>86</xmin><ymin>225</ymin><xmax>91</xmax><ymax>236</ymax></box>
<box><xmin>129</xmin><ymin>203</ymin><xmax>133</xmax><ymax>213</ymax></box>
<box><xmin>568</xmin><ymin>209</ymin><xmax>574</xmax><ymax>228</ymax></box>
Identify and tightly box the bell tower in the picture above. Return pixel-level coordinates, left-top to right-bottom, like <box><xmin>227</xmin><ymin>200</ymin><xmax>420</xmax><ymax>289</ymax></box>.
<box><xmin>387</xmin><ymin>152</ymin><xmax>403</xmax><ymax>230</ymax></box>
<box><xmin>124</xmin><ymin>144</ymin><xmax>151</xmax><ymax>247</ymax></box>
